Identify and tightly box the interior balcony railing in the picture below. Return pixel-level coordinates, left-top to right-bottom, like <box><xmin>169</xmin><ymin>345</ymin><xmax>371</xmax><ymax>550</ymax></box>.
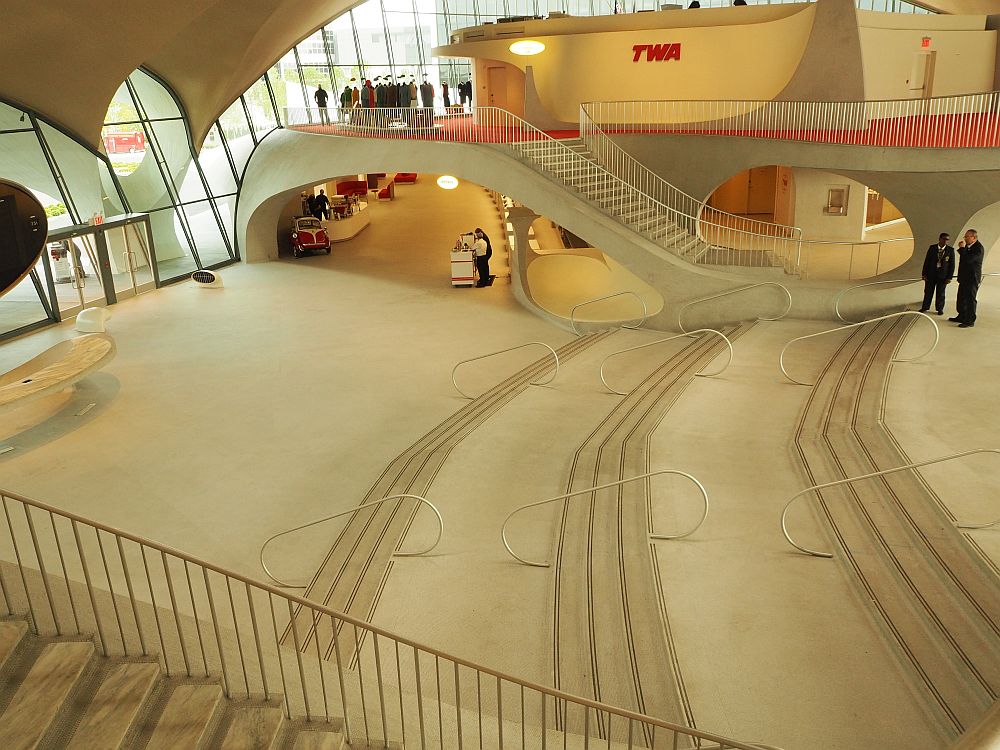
<box><xmin>580</xmin><ymin>91</ymin><xmax>1000</xmax><ymax>149</ymax></box>
<box><xmin>283</xmin><ymin>106</ymin><xmax>804</xmax><ymax>274</ymax></box>
<box><xmin>0</xmin><ymin>487</ymin><xmax>780</xmax><ymax>750</ymax></box>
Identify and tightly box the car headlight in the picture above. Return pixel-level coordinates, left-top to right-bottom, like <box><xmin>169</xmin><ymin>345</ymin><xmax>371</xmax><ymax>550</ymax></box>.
<box><xmin>292</xmin><ymin>232</ymin><xmax>298</xmax><ymax>239</ymax></box>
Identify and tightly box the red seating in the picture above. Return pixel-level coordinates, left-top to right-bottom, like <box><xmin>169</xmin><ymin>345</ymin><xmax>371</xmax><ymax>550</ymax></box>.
<box><xmin>336</xmin><ymin>180</ymin><xmax>368</xmax><ymax>197</ymax></box>
<box><xmin>378</xmin><ymin>181</ymin><xmax>395</xmax><ymax>201</ymax></box>
<box><xmin>395</xmin><ymin>173</ymin><xmax>417</xmax><ymax>184</ymax></box>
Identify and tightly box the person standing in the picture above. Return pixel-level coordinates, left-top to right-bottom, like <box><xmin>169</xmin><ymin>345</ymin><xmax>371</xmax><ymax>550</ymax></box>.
<box><xmin>950</xmin><ymin>228</ymin><xmax>985</xmax><ymax>328</ymax></box>
<box><xmin>314</xmin><ymin>189</ymin><xmax>330</xmax><ymax>221</ymax></box>
<box><xmin>472</xmin><ymin>228</ymin><xmax>490</xmax><ymax>287</ymax></box>
<box><xmin>919</xmin><ymin>232</ymin><xmax>955</xmax><ymax>315</ymax></box>
<box><xmin>314</xmin><ymin>85</ymin><xmax>330</xmax><ymax>125</ymax></box>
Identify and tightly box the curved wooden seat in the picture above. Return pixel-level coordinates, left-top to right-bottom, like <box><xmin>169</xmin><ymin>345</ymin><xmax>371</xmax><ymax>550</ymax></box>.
<box><xmin>0</xmin><ymin>334</ymin><xmax>116</xmax><ymax>415</ymax></box>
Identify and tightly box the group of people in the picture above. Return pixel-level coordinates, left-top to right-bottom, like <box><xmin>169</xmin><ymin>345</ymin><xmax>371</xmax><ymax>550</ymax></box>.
<box><xmin>920</xmin><ymin>229</ymin><xmax>985</xmax><ymax>327</ymax></box>
<box><xmin>303</xmin><ymin>189</ymin><xmax>331</xmax><ymax>220</ymax></box>
<box><xmin>311</xmin><ymin>78</ymin><xmax>473</xmax><ymax>122</ymax></box>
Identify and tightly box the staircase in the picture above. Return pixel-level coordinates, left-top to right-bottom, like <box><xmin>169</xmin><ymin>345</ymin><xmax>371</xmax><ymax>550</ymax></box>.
<box><xmin>507</xmin><ymin>137</ymin><xmax>718</xmax><ymax>265</ymax></box>
<box><xmin>0</xmin><ymin>618</ymin><xmax>344</xmax><ymax>750</ymax></box>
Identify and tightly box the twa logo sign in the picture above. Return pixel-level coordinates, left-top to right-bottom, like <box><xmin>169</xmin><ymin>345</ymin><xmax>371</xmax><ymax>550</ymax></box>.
<box><xmin>632</xmin><ymin>43</ymin><xmax>682</xmax><ymax>62</ymax></box>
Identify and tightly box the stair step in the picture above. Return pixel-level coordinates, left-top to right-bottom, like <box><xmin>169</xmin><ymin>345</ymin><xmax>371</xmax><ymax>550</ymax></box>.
<box><xmin>0</xmin><ymin>640</ymin><xmax>93</xmax><ymax>750</ymax></box>
<box><xmin>0</xmin><ymin>619</ymin><xmax>28</xmax><ymax>671</ymax></box>
<box><xmin>145</xmin><ymin>683</ymin><xmax>223</xmax><ymax>750</ymax></box>
<box><xmin>67</xmin><ymin>660</ymin><xmax>161</xmax><ymax>750</ymax></box>
<box><xmin>220</xmin><ymin>704</ymin><xmax>285</xmax><ymax>750</ymax></box>
<box><xmin>293</xmin><ymin>729</ymin><xmax>345</xmax><ymax>750</ymax></box>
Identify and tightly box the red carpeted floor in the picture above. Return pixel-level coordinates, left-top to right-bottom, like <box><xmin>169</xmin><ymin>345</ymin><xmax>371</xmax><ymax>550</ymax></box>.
<box><xmin>295</xmin><ymin>111</ymin><xmax>1000</xmax><ymax>149</ymax></box>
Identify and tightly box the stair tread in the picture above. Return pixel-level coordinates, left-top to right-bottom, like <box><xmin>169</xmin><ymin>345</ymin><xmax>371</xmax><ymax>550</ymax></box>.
<box><xmin>0</xmin><ymin>640</ymin><xmax>93</xmax><ymax>750</ymax></box>
<box><xmin>145</xmin><ymin>683</ymin><xmax>223</xmax><ymax>750</ymax></box>
<box><xmin>220</xmin><ymin>704</ymin><xmax>285</xmax><ymax>750</ymax></box>
<box><xmin>67</xmin><ymin>661</ymin><xmax>161</xmax><ymax>750</ymax></box>
<box><xmin>0</xmin><ymin>619</ymin><xmax>28</xmax><ymax>670</ymax></box>
<box><xmin>293</xmin><ymin>729</ymin><xmax>344</xmax><ymax>750</ymax></box>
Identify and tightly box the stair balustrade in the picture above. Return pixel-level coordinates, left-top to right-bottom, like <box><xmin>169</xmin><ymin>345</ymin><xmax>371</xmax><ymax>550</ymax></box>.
<box><xmin>451</xmin><ymin>342</ymin><xmax>559</xmax><ymax>399</ymax></box>
<box><xmin>0</xmin><ymin>487</ymin><xmax>780</xmax><ymax>750</ymax></box>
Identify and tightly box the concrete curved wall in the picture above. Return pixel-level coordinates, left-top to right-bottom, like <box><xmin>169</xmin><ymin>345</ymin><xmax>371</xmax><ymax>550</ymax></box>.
<box><xmin>237</xmin><ymin>129</ymin><xmax>929</xmax><ymax>329</ymax></box>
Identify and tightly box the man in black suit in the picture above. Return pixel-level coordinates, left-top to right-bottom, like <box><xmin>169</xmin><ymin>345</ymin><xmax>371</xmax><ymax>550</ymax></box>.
<box><xmin>919</xmin><ymin>232</ymin><xmax>955</xmax><ymax>315</ymax></box>
<box><xmin>949</xmin><ymin>228</ymin><xmax>985</xmax><ymax>328</ymax></box>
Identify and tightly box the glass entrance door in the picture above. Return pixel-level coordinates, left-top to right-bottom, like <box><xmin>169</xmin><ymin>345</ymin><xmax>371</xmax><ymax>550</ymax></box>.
<box><xmin>109</xmin><ymin>220</ymin><xmax>155</xmax><ymax>300</ymax></box>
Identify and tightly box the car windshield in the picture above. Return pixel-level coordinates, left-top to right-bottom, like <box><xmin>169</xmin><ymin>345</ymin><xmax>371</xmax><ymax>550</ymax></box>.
<box><xmin>298</xmin><ymin>219</ymin><xmax>321</xmax><ymax>229</ymax></box>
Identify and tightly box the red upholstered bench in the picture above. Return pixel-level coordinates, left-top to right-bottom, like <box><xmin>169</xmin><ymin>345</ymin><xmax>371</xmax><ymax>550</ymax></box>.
<box><xmin>336</xmin><ymin>180</ymin><xmax>368</xmax><ymax>197</ymax></box>
<box><xmin>378</xmin><ymin>181</ymin><xmax>395</xmax><ymax>201</ymax></box>
<box><xmin>394</xmin><ymin>173</ymin><xmax>417</xmax><ymax>184</ymax></box>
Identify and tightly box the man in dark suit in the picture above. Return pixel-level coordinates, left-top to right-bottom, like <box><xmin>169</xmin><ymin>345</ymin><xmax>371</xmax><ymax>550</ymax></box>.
<box><xmin>919</xmin><ymin>232</ymin><xmax>955</xmax><ymax>315</ymax></box>
<box><xmin>949</xmin><ymin>228</ymin><xmax>985</xmax><ymax>328</ymax></box>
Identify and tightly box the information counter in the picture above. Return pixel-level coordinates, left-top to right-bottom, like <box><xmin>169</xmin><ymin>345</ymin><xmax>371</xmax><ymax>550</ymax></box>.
<box><xmin>326</xmin><ymin>201</ymin><xmax>370</xmax><ymax>243</ymax></box>
<box><xmin>450</xmin><ymin>249</ymin><xmax>475</xmax><ymax>286</ymax></box>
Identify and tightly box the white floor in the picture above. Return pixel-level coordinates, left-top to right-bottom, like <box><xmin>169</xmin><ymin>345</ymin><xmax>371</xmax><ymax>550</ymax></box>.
<box><xmin>1</xmin><ymin>176</ymin><xmax>998</xmax><ymax>750</ymax></box>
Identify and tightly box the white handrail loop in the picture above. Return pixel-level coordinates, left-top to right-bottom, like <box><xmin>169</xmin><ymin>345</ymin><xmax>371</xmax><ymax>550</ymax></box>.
<box><xmin>501</xmin><ymin>470</ymin><xmax>710</xmax><ymax>567</ymax></box>
<box><xmin>600</xmin><ymin>328</ymin><xmax>734</xmax><ymax>395</ymax></box>
<box><xmin>834</xmin><ymin>278</ymin><xmax>923</xmax><ymax>323</ymax></box>
<box><xmin>570</xmin><ymin>291</ymin><xmax>649</xmax><ymax>336</ymax></box>
<box><xmin>451</xmin><ymin>342</ymin><xmax>560</xmax><ymax>399</ymax></box>
<box><xmin>677</xmin><ymin>282</ymin><xmax>792</xmax><ymax>333</ymax></box>
<box><xmin>782</xmin><ymin>449</ymin><xmax>1000</xmax><ymax>558</ymax></box>
<box><xmin>836</xmin><ymin>272</ymin><xmax>1000</xmax><ymax>324</ymax></box>
<box><xmin>260</xmin><ymin>493</ymin><xmax>444</xmax><ymax>587</ymax></box>
<box><xmin>779</xmin><ymin>311</ymin><xmax>938</xmax><ymax>386</ymax></box>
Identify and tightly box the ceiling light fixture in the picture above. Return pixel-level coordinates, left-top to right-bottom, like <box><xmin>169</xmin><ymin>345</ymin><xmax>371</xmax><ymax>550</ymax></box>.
<box><xmin>437</xmin><ymin>175</ymin><xmax>459</xmax><ymax>190</ymax></box>
<box><xmin>509</xmin><ymin>40</ymin><xmax>545</xmax><ymax>56</ymax></box>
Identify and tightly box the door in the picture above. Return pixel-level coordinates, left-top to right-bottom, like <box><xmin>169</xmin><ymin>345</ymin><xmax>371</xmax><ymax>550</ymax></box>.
<box><xmin>109</xmin><ymin>221</ymin><xmax>155</xmax><ymax>300</ymax></box>
<box><xmin>487</xmin><ymin>67</ymin><xmax>507</xmax><ymax>110</ymax></box>
<box><xmin>746</xmin><ymin>166</ymin><xmax>777</xmax><ymax>217</ymax></box>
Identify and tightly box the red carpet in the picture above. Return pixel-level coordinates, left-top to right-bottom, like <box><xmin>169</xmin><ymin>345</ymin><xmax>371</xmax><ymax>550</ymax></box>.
<box><xmin>294</xmin><ymin>110</ymin><xmax>1000</xmax><ymax>148</ymax></box>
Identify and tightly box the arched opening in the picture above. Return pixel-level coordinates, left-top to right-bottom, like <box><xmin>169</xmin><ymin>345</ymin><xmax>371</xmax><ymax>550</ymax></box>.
<box><xmin>703</xmin><ymin>166</ymin><xmax>914</xmax><ymax>280</ymax></box>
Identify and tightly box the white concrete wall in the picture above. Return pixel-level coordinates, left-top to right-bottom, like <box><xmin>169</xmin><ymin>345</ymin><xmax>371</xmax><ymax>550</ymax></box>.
<box><xmin>791</xmin><ymin>168</ymin><xmax>868</xmax><ymax>242</ymax></box>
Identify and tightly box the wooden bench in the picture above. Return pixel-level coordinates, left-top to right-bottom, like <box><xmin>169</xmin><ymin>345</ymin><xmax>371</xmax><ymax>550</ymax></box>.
<box><xmin>0</xmin><ymin>334</ymin><xmax>116</xmax><ymax>416</ymax></box>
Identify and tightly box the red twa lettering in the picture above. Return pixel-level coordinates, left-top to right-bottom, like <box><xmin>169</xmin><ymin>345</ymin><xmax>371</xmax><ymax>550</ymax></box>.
<box><xmin>632</xmin><ymin>43</ymin><xmax>682</xmax><ymax>62</ymax></box>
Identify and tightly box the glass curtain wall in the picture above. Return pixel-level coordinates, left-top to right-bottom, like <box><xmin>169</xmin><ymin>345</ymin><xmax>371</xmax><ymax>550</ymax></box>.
<box><xmin>0</xmin><ymin>99</ymin><xmax>130</xmax><ymax>338</ymax></box>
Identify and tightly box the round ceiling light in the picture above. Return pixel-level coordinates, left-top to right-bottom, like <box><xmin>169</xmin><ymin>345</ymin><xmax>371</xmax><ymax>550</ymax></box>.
<box><xmin>437</xmin><ymin>175</ymin><xmax>459</xmax><ymax>190</ymax></box>
<box><xmin>509</xmin><ymin>40</ymin><xmax>545</xmax><ymax>56</ymax></box>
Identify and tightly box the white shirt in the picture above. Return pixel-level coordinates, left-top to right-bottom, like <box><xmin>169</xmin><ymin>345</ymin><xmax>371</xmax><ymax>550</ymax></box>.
<box><xmin>472</xmin><ymin>238</ymin><xmax>488</xmax><ymax>257</ymax></box>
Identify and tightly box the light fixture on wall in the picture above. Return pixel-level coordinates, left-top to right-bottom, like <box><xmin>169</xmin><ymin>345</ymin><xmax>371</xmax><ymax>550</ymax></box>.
<box><xmin>509</xmin><ymin>40</ymin><xmax>545</xmax><ymax>56</ymax></box>
<box><xmin>437</xmin><ymin>175</ymin><xmax>459</xmax><ymax>190</ymax></box>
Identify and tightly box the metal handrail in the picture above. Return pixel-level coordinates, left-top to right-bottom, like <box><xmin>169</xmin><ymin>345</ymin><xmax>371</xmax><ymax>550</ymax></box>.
<box><xmin>677</xmin><ymin>282</ymin><xmax>792</xmax><ymax>333</ymax></box>
<box><xmin>836</xmin><ymin>272</ymin><xmax>1000</xmax><ymax>323</ymax></box>
<box><xmin>569</xmin><ymin>291</ymin><xmax>648</xmax><ymax>335</ymax></box>
<box><xmin>451</xmin><ymin>341</ymin><xmax>559</xmax><ymax>399</ymax></box>
<box><xmin>0</xmin><ymin>487</ymin><xmax>778</xmax><ymax>750</ymax></box>
<box><xmin>781</xmin><ymin>449</ymin><xmax>1000</xmax><ymax>557</ymax></box>
<box><xmin>581</xmin><ymin>90</ymin><xmax>1000</xmax><ymax>149</ymax></box>
<box><xmin>501</xmin><ymin>470</ymin><xmax>709</xmax><ymax>567</ymax></box>
<box><xmin>259</xmin><ymin>494</ymin><xmax>444</xmax><ymax>588</ymax></box>
<box><xmin>286</xmin><ymin>105</ymin><xmax>805</xmax><ymax>273</ymax></box>
<box><xmin>600</xmin><ymin>329</ymin><xmax>734</xmax><ymax>395</ymax></box>
<box><xmin>834</xmin><ymin>278</ymin><xmax>923</xmax><ymax>323</ymax></box>
<box><xmin>779</xmin><ymin>311</ymin><xmax>938</xmax><ymax>386</ymax></box>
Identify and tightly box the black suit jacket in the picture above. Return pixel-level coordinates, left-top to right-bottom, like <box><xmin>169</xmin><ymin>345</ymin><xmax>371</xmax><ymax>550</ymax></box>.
<box><xmin>957</xmin><ymin>240</ymin><xmax>985</xmax><ymax>285</ymax></box>
<box><xmin>922</xmin><ymin>243</ymin><xmax>955</xmax><ymax>281</ymax></box>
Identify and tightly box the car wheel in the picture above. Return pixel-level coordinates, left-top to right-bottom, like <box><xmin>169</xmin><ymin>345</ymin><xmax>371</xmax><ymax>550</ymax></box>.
<box><xmin>325</xmin><ymin>246</ymin><xmax>332</xmax><ymax>254</ymax></box>
<box><xmin>293</xmin><ymin>248</ymin><xmax>302</xmax><ymax>258</ymax></box>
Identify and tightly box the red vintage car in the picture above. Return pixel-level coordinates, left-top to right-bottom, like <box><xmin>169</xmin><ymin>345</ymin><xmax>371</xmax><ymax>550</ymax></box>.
<box><xmin>102</xmin><ymin>131</ymin><xmax>145</xmax><ymax>154</ymax></box>
<box><xmin>290</xmin><ymin>217</ymin><xmax>331</xmax><ymax>258</ymax></box>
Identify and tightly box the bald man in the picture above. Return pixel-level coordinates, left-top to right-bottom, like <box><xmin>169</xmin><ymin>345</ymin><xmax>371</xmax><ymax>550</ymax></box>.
<box><xmin>950</xmin><ymin>229</ymin><xmax>985</xmax><ymax>328</ymax></box>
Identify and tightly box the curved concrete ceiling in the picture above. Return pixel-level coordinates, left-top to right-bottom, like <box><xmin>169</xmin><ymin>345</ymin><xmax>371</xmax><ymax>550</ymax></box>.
<box><xmin>916</xmin><ymin>0</ymin><xmax>1000</xmax><ymax>13</ymax></box>
<box><xmin>0</xmin><ymin>0</ymin><xmax>355</xmax><ymax>150</ymax></box>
